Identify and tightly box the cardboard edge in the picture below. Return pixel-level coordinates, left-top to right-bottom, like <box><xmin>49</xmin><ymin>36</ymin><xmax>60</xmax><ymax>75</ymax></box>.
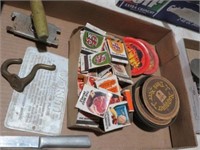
<box><xmin>4</xmin><ymin>1</ymin><xmax>171</xmax><ymax>44</ymax></box>
<box><xmin>67</xmin><ymin>29</ymin><xmax>81</xmax><ymax>127</ymax></box>
<box><xmin>155</xmin><ymin>31</ymin><xmax>180</xmax><ymax>66</ymax></box>
<box><xmin>169</xmin><ymin>56</ymin><xmax>197</xmax><ymax>148</ymax></box>
<box><xmin>157</xmin><ymin>36</ymin><xmax>197</xmax><ymax>147</ymax></box>
<box><xmin>184</xmin><ymin>39</ymin><xmax>200</xmax><ymax>51</ymax></box>
<box><xmin>180</xmin><ymin>39</ymin><xmax>200</xmax><ymax>135</ymax></box>
<box><xmin>67</xmin><ymin>28</ymin><xmax>197</xmax><ymax>147</ymax></box>
<box><xmin>67</xmin><ymin>28</ymin><xmax>105</xmax><ymax>134</ymax></box>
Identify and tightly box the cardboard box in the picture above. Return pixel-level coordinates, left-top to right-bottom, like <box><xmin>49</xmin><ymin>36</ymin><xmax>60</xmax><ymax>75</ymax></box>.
<box><xmin>0</xmin><ymin>1</ymin><xmax>197</xmax><ymax>149</ymax></box>
<box><xmin>116</xmin><ymin>0</ymin><xmax>199</xmax><ymax>33</ymax></box>
<box><xmin>179</xmin><ymin>38</ymin><xmax>200</xmax><ymax>134</ymax></box>
<box><xmin>185</xmin><ymin>39</ymin><xmax>200</xmax><ymax>134</ymax></box>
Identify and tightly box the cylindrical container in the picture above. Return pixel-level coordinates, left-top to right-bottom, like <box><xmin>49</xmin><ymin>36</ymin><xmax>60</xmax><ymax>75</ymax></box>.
<box><xmin>132</xmin><ymin>76</ymin><xmax>179</xmax><ymax>131</ymax></box>
<box><xmin>135</xmin><ymin>87</ymin><xmax>172</xmax><ymax>128</ymax></box>
<box><xmin>142</xmin><ymin>76</ymin><xmax>180</xmax><ymax>120</ymax></box>
<box><xmin>123</xmin><ymin>37</ymin><xmax>150</xmax><ymax>76</ymax></box>
<box><xmin>138</xmin><ymin>39</ymin><xmax>159</xmax><ymax>75</ymax></box>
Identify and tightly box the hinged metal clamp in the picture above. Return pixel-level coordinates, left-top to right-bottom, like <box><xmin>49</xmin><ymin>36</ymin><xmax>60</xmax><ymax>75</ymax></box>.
<box><xmin>7</xmin><ymin>12</ymin><xmax>61</xmax><ymax>47</ymax></box>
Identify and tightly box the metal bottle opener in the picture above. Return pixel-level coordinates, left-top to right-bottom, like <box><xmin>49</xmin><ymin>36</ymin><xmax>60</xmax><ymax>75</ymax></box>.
<box><xmin>1</xmin><ymin>58</ymin><xmax>56</xmax><ymax>92</ymax></box>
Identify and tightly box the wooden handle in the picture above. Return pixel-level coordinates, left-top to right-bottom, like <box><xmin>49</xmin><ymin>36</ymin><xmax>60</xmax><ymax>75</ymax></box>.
<box><xmin>30</xmin><ymin>0</ymin><xmax>49</xmax><ymax>40</ymax></box>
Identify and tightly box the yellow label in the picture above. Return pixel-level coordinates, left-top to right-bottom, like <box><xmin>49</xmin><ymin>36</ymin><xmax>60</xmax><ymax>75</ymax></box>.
<box><xmin>107</xmin><ymin>39</ymin><xmax>124</xmax><ymax>54</ymax></box>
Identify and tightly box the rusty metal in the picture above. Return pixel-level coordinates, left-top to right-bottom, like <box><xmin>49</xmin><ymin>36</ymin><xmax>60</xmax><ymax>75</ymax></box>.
<box><xmin>7</xmin><ymin>12</ymin><xmax>61</xmax><ymax>46</ymax></box>
<box><xmin>1</xmin><ymin>58</ymin><xmax>56</xmax><ymax>92</ymax></box>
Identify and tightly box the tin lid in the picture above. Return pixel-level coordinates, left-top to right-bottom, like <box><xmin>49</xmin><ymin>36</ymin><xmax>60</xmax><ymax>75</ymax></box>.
<box><xmin>142</xmin><ymin>76</ymin><xmax>180</xmax><ymax>120</ymax></box>
<box><xmin>135</xmin><ymin>87</ymin><xmax>172</xmax><ymax>128</ymax></box>
<box><xmin>138</xmin><ymin>39</ymin><xmax>159</xmax><ymax>75</ymax></box>
<box><xmin>132</xmin><ymin>77</ymin><xmax>172</xmax><ymax>128</ymax></box>
<box><xmin>123</xmin><ymin>37</ymin><xmax>150</xmax><ymax>76</ymax></box>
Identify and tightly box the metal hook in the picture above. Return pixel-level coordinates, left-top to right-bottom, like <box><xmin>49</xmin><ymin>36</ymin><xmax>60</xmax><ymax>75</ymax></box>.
<box><xmin>1</xmin><ymin>58</ymin><xmax>56</xmax><ymax>92</ymax></box>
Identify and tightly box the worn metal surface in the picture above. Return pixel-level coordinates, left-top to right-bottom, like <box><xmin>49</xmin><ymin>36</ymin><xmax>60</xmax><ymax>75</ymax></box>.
<box><xmin>7</xmin><ymin>12</ymin><xmax>61</xmax><ymax>46</ymax></box>
<box><xmin>0</xmin><ymin>136</ymin><xmax>91</xmax><ymax>148</ymax></box>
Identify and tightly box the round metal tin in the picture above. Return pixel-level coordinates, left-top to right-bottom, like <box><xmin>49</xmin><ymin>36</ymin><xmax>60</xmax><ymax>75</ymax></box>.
<box><xmin>133</xmin><ymin>111</ymin><xmax>158</xmax><ymax>132</ymax></box>
<box><xmin>132</xmin><ymin>76</ymin><xmax>173</xmax><ymax>131</ymax></box>
<box><xmin>135</xmin><ymin>87</ymin><xmax>172</xmax><ymax>127</ymax></box>
<box><xmin>138</xmin><ymin>39</ymin><xmax>159</xmax><ymax>75</ymax></box>
<box><xmin>142</xmin><ymin>76</ymin><xmax>180</xmax><ymax>120</ymax></box>
<box><xmin>123</xmin><ymin>37</ymin><xmax>150</xmax><ymax>76</ymax></box>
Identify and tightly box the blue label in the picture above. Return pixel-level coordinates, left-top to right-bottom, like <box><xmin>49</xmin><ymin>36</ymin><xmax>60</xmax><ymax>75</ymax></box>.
<box><xmin>117</xmin><ymin>0</ymin><xmax>200</xmax><ymax>32</ymax></box>
<box><xmin>155</xmin><ymin>1</ymin><xmax>199</xmax><ymax>32</ymax></box>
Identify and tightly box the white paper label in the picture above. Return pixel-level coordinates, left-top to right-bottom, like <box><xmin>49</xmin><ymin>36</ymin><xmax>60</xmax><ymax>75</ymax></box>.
<box><xmin>4</xmin><ymin>47</ymin><xmax>68</xmax><ymax>135</ymax></box>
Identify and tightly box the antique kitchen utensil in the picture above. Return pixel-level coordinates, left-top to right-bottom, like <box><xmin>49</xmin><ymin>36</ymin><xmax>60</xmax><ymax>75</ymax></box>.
<box><xmin>0</xmin><ymin>135</ymin><xmax>91</xmax><ymax>148</ymax></box>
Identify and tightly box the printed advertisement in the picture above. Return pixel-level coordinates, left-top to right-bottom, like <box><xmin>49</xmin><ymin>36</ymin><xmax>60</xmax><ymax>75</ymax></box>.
<box><xmin>117</xmin><ymin>0</ymin><xmax>199</xmax><ymax>32</ymax></box>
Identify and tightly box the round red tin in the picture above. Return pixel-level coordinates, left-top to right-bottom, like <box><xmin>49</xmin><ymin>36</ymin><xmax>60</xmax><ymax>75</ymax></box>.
<box><xmin>138</xmin><ymin>39</ymin><xmax>159</xmax><ymax>75</ymax></box>
<box><xmin>124</xmin><ymin>37</ymin><xmax>150</xmax><ymax>76</ymax></box>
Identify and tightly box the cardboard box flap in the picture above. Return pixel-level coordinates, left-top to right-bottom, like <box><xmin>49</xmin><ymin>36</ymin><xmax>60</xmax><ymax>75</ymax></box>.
<box><xmin>6</xmin><ymin>1</ymin><xmax>170</xmax><ymax>44</ymax></box>
<box><xmin>156</xmin><ymin>32</ymin><xmax>180</xmax><ymax>65</ymax></box>
<box><xmin>67</xmin><ymin>28</ymin><xmax>197</xmax><ymax>148</ymax></box>
<box><xmin>67</xmin><ymin>30</ymin><xmax>81</xmax><ymax>127</ymax></box>
<box><xmin>160</xmin><ymin>57</ymin><xmax>197</xmax><ymax>148</ymax></box>
<box><xmin>184</xmin><ymin>39</ymin><xmax>200</xmax><ymax>51</ymax></box>
<box><xmin>46</xmin><ymin>1</ymin><xmax>171</xmax><ymax>44</ymax></box>
<box><xmin>183</xmin><ymin>38</ymin><xmax>200</xmax><ymax>134</ymax></box>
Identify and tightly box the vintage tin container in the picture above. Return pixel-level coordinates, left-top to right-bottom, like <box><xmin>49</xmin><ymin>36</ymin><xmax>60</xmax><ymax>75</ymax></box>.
<box><xmin>135</xmin><ymin>87</ymin><xmax>172</xmax><ymax>128</ymax></box>
<box><xmin>132</xmin><ymin>76</ymin><xmax>179</xmax><ymax>131</ymax></box>
<box><xmin>142</xmin><ymin>76</ymin><xmax>180</xmax><ymax>121</ymax></box>
<box><xmin>138</xmin><ymin>39</ymin><xmax>159</xmax><ymax>75</ymax></box>
<box><xmin>123</xmin><ymin>37</ymin><xmax>150</xmax><ymax>76</ymax></box>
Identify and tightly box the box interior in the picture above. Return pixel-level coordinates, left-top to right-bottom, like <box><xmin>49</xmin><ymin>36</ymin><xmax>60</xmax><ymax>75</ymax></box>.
<box><xmin>184</xmin><ymin>39</ymin><xmax>200</xmax><ymax>62</ymax></box>
<box><xmin>0</xmin><ymin>1</ymin><xmax>197</xmax><ymax>149</ymax></box>
<box><xmin>183</xmin><ymin>38</ymin><xmax>200</xmax><ymax>134</ymax></box>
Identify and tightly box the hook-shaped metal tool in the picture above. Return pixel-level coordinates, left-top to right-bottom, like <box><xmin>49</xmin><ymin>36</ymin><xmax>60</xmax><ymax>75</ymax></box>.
<box><xmin>1</xmin><ymin>58</ymin><xmax>56</xmax><ymax>92</ymax></box>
